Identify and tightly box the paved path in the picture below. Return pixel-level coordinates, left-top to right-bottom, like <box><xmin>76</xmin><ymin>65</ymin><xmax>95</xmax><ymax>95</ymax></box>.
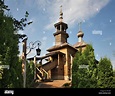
<box><xmin>36</xmin><ymin>80</ymin><xmax>71</xmax><ymax>88</ymax></box>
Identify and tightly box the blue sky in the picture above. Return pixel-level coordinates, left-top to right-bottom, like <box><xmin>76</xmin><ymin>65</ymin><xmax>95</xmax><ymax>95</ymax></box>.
<box><xmin>5</xmin><ymin>0</ymin><xmax>115</xmax><ymax>69</ymax></box>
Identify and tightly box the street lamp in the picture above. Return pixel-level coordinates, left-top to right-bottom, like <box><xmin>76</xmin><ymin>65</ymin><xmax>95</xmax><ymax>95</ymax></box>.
<box><xmin>36</xmin><ymin>44</ymin><xmax>41</xmax><ymax>56</ymax></box>
<box><xmin>20</xmin><ymin>34</ymin><xmax>41</xmax><ymax>88</ymax></box>
<box><xmin>26</xmin><ymin>40</ymin><xmax>41</xmax><ymax>56</ymax></box>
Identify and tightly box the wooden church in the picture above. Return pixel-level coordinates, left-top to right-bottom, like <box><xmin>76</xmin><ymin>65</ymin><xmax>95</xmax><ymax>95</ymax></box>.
<box><xmin>28</xmin><ymin>6</ymin><xmax>87</xmax><ymax>81</ymax></box>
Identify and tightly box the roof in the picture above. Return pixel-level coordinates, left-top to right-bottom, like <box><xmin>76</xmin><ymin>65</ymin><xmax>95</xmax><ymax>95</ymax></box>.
<box><xmin>27</xmin><ymin>51</ymin><xmax>65</xmax><ymax>61</ymax></box>
<box><xmin>46</xmin><ymin>51</ymin><xmax>65</xmax><ymax>56</ymax></box>
<box><xmin>27</xmin><ymin>56</ymin><xmax>48</xmax><ymax>61</ymax></box>
<box><xmin>54</xmin><ymin>21</ymin><xmax>68</xmax><ymax>29</ymax></box>
<box><xmin>47</xmin><ymin>42</ymin><xmax>77</xmax><ymax>52</ymax></box>
<box><xmin>77</xmin><ymin>31</ymin><xmax>84</xmax><ymax>37</ymax></box>
<box><xmin>73</xmin><ymin>41</ymin><xmax>87</xmax><ymax>48</ymax></box>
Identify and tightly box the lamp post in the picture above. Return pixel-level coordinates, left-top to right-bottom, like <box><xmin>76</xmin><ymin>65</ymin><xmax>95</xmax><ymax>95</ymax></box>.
<box><xmin>22</xmin><ymin>37</ymin><xmax>27</xmax><ymax>88</ymax></box>
<box><xmin>27</xmin><ymin>41</ymin><xmax>41</xmax><ymax>81</ymax></box>
<box><xmin>21</xmin><ymin>34</ymin><xmax>41</xmax><ymax>88</ymax></box>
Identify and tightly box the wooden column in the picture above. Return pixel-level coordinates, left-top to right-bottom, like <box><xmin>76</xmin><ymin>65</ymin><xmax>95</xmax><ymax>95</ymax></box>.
<box><xmin>34</xmin><ymin>56</ymin><xmax>37</xmax><ymax>80</ymax></box>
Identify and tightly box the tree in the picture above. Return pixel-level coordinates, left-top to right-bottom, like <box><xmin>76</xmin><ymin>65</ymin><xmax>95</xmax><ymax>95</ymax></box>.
<box><xmin>72</xmin><ymin>44</ymin><xmax>98</xmax><ymax>88</ymax></box>
<box><xmin>111</xmin><ymin>70</ymin><xmax>115</xmax><ymax>88</ymax></box>
<box><xmin>0</xmin><ymin>12</ymin><xmax>22</xmax><ymax>88</ymax></box>
<box><xmin>97</xmin><ymin>57</ymin><xmax>114</xmax><ymax>88</ymax></box>
<box><xmin>72</xmin><ymin>50</ymin><xmax>81</xmax><ymax>88</ymax></box>
<box><xmin>26</xmin><ymin>60</ymin><xmax>34</xmax><ymax>88</ymax></box>
<box><xmin>0</xmin><ymin>0</ymin><xmax>32</xmax><ymax>88</ymax></box>
<box><xmin>83</xmin><ymin>44</ymin><xmax>98</xmax><ymax>88</ymax></box>
<box><xmin>0</xmin><ymin>0</ymin><xmax>10</xmax><ymax>15</ymax></box>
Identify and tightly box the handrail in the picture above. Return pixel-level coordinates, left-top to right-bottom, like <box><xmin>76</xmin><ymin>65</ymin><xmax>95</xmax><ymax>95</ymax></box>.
<box><xmin>36</xmin><ymin>67</ymin><xmax>43</xmax><ymax>76</ymax></box>
<box><xmin>36</xmin><ymin>74</ymin><xmax>42</xmax><ymax>80</ymax></box>
<box><xmin>42</xmin><ymin>68</ymin><xmax>49</xmax><ymax>79</ymax></box>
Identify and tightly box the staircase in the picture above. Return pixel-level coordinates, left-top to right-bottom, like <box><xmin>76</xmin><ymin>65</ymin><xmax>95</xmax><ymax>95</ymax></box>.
<box><xmin>36</xmin><ymin>60</ymin><xmax>58</xmax><ymax>81</ymax></box>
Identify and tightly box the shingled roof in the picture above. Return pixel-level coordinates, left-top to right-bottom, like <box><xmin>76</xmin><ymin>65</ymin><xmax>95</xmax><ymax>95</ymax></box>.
<box><xmin>27</xmin><ymin>51</ymin><xmax>65</xmax><ymax>61</ymax></box>
<box><xmin>47</xmin><ymin>42</ymin><xmax>77</xmax><ymax>52</ymax></box>
<box><xmin>73</xmin><ymin>41</ymin><xmax>87</xmax><ymax>48</ymax></box>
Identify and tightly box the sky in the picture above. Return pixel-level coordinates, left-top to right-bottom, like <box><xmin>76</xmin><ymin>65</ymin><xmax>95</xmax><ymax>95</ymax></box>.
<box><xmin>4</xmin><ymin>0</ymin><xmax>115</xmax><ymax>69</ymax></box>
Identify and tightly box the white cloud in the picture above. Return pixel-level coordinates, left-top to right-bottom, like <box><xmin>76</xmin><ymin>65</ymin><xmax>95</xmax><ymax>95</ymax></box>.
<box><xmin>34</xmin><ymin>0</ymin><xmax>110</xmax><ymax>30</ymax></box>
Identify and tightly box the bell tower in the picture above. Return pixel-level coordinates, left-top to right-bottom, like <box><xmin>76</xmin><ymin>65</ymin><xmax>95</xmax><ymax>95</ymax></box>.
<box><xmin>53</xmin><ymin>6</ymin><xmax>69</xmax><ymax>45</ymax></box>
<box><xmin>73</xmin><ymin>22</ymin><xmax>87</xmax><ymax>51</ymax></box>
<box><xmin>46</xmin><ymin>6</ymin><xmax>78</xmax><ymax>80</ymax></box>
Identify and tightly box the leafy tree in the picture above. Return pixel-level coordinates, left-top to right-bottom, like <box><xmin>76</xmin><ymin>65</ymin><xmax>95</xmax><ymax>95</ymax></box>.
<box><xmin>0</xmin><ymin>13</ymin><xmax>21</xmax><ymax>88</ymax></box>
<box><xmin>72</xmin><ymin>44</ymin><xmax>98</xmax><ymax>88</ymax></box>
<box><xmin>97</xmin><ymin>57</ymin><xmax>114</xmax><ymax>88</ymax></box>
<box><xmin>26</xmin><ymin>60</ymin><xmax>34</xmax><ymax>88</ymax></box>
<box><xmin>72</xmin><ymin>51</ymin><xmax>81</xmax><ymax>88</ymax></box>
<box><xmin>113</xmin><ymin>70</ymin><xmax>115</xmax><ymax>77</ymax></box>
<box><xmin>83</xmin><ymin>44</ymin><xmax>98</xmax><ymax>88</ymax></box>
<box><xmin>0</xmin><ymin>0</ymin><xmax>32</xmax><ymax>88</ymax></box>
<box><xmin>0</xmin><ymin>0</ymin><xmax>10</xmax><ymax>15</ymax></box>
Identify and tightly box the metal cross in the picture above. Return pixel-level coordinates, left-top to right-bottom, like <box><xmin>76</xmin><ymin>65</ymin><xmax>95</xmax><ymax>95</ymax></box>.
<box><xmin>78</xmin><ymin>22</ymin><xmax>82</xmax><ymax>31</ymax></box>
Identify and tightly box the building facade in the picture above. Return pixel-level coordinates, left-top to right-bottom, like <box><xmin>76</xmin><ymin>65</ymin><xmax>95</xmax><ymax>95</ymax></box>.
<box><xmin>28</xmin><ymin>6</ymin><xmax>87</xmax><ymax>81</ymax></box>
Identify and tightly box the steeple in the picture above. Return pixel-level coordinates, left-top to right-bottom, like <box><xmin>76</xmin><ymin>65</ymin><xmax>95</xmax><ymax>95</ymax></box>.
<box><xmin>77</xmin><ymin>22</ymin><xmax>84</xmax><ymax>42</ymax></box>
<box><xmin>59</xmin><ymin>5</ymin><xmax>63</xmax><ymax>22</ymax></box>
<box><xmin>53</xmin><ymin>6</ymin><xmax>69</xmax><ymax>45</ymax></box>
<box><xmin>73</xmin><ymin>22</ymin><xmax>87</xmax><ymax>49</ymax></box>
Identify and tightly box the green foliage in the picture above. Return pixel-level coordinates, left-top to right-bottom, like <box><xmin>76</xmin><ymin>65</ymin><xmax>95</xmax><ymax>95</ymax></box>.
<box><xmin>83</xmin><ymin>44</ymin><xmax>97</xmax><ymax>87</ymax></box>
<box><xmin>0</xmin><ymin>0</ymin><xmax>10</xmax><ymax>15</ymax></box>
<box><xmin>97</xmin><ymin>57</ymin><xmax>114</xmax><ymax>88</ymax></box>
<box><xmin>72</xmin><ymin>51</ymin><xmax>81</xmax><ymax>88</ymax></box>
<box><xmin>111</xmin><ymin>77</ymin><xmax>115</xmax><ymax>88</ymax></box>
<box><xmin>72</xmin><ymin>44</ymin><xmax>97</xmax><ymax>88</ymax></box>
<box><xmin>0</xmin><ymin>14</ymin><xmax>23</xmax><ymax>88</ymax></box>
<box><xmin>72</xmin><ymin>44</ymin><xmax>115</xmax><ymax>88</ymax></box>
<box><xmin>26</xmin><ymin>61</ymin><xmax>34</xmax><ymax>88</ymax></box>
<box><xmin>13</xmin><ymin>11</ymin><xmax>33</xmax><ymax>31</ymax></box>
<box><xmin>0</xmin><ymin>0</ymin><xmax>32</xmax><ymax>88</ymax></box>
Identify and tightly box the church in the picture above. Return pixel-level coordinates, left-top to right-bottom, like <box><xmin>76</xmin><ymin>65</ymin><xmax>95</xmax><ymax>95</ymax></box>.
<box><xmin>28</xmin><ymin>6</ymin><xmax>87</xmax><ymax>81</ymax></box>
